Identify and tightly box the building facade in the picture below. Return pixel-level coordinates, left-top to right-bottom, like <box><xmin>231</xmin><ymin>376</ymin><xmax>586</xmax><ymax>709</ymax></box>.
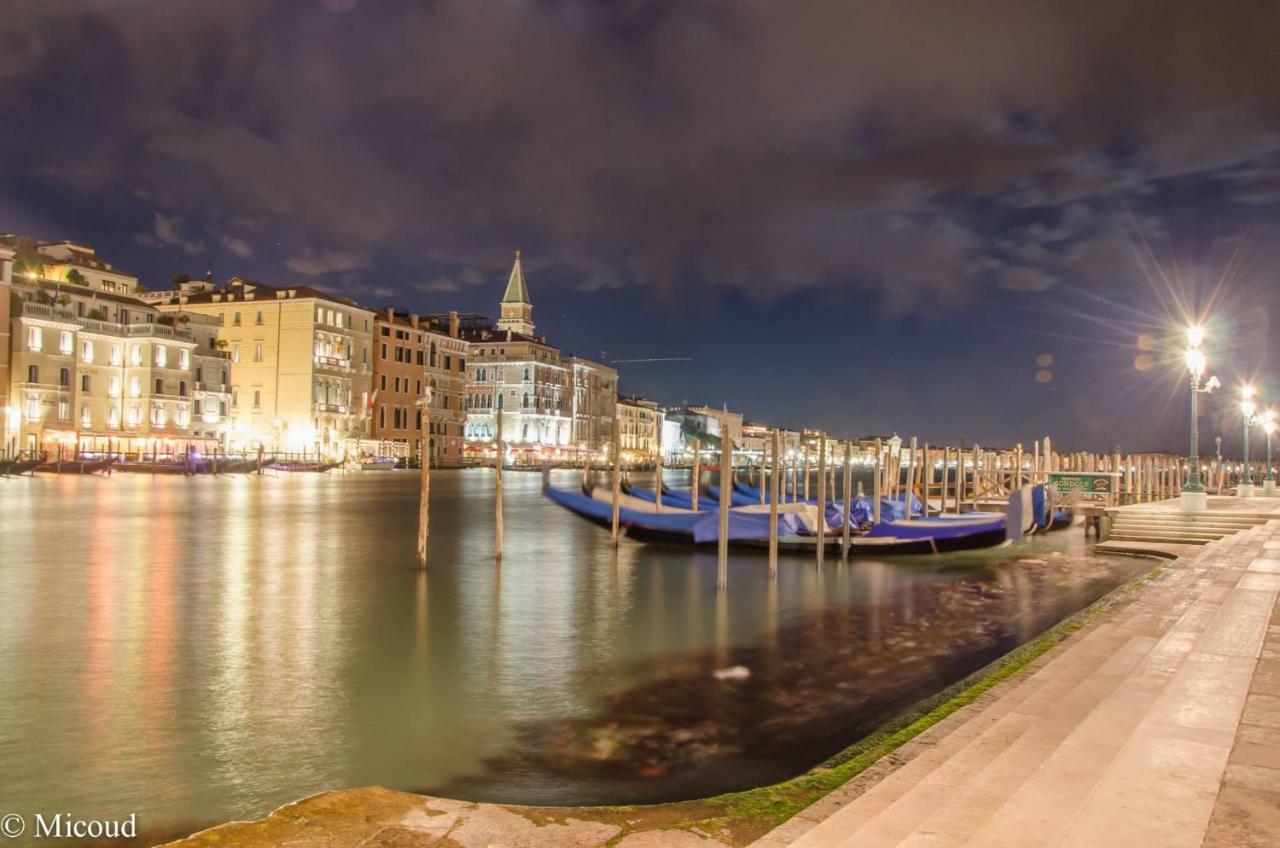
<box><xmin>2</xmin><ymin>237</ymin><xmax>231</xmax><ymax>456</ymax></box>
<box><xmin>617</xmin><ymin>395</ymin><xmax>663</xmax><ymax>462</ymax></box>
<box><xmin>148</xmin><ymin>277</ymin><xmax>374</xmax><ymax>456</ymax></box>
<box><xmin>567</xmin><ymin>357</ymin><xmax>617</xmax><ymax>454</ymax></box>
<box><xmin>370</xmin><ymin>308</ymin><xmax>468</xmax><ymax>465</ymax></box>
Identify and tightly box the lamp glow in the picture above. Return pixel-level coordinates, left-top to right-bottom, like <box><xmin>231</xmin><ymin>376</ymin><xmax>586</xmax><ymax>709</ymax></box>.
<box><xmin>1187</xmin><ymin>324</ymin><xmax>1205</xmax><ymax>348</ymax></box>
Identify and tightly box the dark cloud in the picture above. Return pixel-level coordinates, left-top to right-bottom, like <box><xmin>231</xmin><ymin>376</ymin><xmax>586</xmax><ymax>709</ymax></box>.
<box><xmin>3</xmin><ymin>0</ymin><xmax>1280</xmax><ymax>313</ymax></box>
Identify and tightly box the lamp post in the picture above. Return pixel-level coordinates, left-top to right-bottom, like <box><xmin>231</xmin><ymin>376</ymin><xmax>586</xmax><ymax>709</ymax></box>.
<box><xmin>1181</xmin><ymin>326</ymin><xmax>1218</xmax><ymax>511</ymax></box>
<box><xmin>1240</xmin><ymin>385</ymin><xmax>1258</xmax><ymax>498</ymax></box>
<box><xmin>1264</xmin><ymin>410</ymin><xmax>1277</xmax><ymax>494</ymax></box>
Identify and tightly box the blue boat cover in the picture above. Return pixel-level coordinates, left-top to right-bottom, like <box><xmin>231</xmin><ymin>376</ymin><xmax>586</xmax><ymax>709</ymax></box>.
<box><xmin>865</xmin><ymin>512</ymin><xmax>1006</xmax><ymax>540</ymax></box>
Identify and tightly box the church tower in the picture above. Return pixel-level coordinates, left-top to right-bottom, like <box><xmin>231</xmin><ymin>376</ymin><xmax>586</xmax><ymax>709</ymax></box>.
<box><xmin>497</xmin><ymin>250</ymin><xmax>534</xmax><ymax>336</ymax></box>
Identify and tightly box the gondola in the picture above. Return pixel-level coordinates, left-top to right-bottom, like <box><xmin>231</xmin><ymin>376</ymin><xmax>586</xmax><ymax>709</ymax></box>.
<box><xmin>35</xmin><ymin>457</ymin><xmax>115</xmax><ymax>475</ymax></box>
<box><xmin>267</xmin><ymin>459</ymin><xmax>343</xmax><ymax>473</ymax></box>
<box><xmin>546</xmin><ymin>474</ymin><xmax>1007</xmax><ymax>555</ymax></box>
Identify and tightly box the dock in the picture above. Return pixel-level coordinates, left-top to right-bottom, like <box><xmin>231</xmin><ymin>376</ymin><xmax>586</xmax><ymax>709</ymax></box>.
<box><xmin>752</xmin><ymin>497</ymin><xmax>1280</xmax><ymax>848</ymax></box>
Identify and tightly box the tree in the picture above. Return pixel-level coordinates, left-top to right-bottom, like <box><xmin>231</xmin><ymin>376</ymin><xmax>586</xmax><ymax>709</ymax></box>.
<box><xmin>171</xmin><ymin>273</ymin><xmax>191</xmax><ymax>287</ymax></box>
<box><xmin>65</xmin><ymin>268</ymin><xmax>87</xmax><ymax>286</ymax></box>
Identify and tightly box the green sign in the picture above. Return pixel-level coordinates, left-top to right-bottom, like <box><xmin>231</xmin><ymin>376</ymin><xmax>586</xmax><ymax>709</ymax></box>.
<box><xmin>1047</xmin><ymin>472</ymin><xmax>1116</xmax><ymax>495</ymax></box>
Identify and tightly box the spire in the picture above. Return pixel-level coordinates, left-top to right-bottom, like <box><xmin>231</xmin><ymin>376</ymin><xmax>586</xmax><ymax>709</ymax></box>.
<box><xmin>502</xmin><ymin>250</ymin><xmax>530</xmax><ymax>304</ymax></box>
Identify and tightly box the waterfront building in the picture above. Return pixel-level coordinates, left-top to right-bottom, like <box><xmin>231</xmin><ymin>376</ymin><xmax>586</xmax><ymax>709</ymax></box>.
<box><xmin>1</xmin><ymin>237</ymin><xmax>230</xmax><ymax>455</ymax></box>
<box><xmin>664</xmin><ymin>404</ymin><xmax>743</xmax><ymax>457</ymax></box>
<box><xmin>147</xmin><ymin>277</ymin><xmax>374</xmax><ymax>456</ymax></box>
<box><xmin>370</xmin><ymin>308</ymin><xmax>467</xmax><ymax>466</ymax></box>
<box><xmin>567</xmin><ymin>356</ymin><xmax>617</xmax><ymax>454</ymax></box>
<box><xmin>617</xmin><ymin>395</ymin><xmax>664</xmax><ymax>462</ymax></box>
<box><xmin>463</xmin><ymin>253</ymin><xmax>590</xmax><ymax>463</ymax></box>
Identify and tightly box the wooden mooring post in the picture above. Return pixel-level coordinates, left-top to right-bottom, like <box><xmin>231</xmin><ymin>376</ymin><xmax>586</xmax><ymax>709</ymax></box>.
<box><xmin>610</xmin><ymin>414</ymin><xmax>621</xmax><ymax>546</ymax></box>
<box><xmin>417</xmin><ymin>432</ymin><xmax>429</xmax><ymax>570</ymax></box>
<box><xmin>904</xmin><ymin>436</ymin><xmax>917</xmax><ymax>521</ymax></box>
<box><xmin>717</xmin><ymin>418</ymin><xmax>732</xmax><ymax>590</ymax></box>
<box><xmin>841</xmin><ymin>440</ymin><xmax>852</xmax><ymax>557</ymax></box>
<box><xmin>691</xmin><ymin>437</ymin><xmax>701</xmax><ymax>512</ymax></box>
<box><xmin>654</xmin><ymin>415</ymin><xmax>664</xmax><ymax>512</ymax></box>
<box><xmin>768</xmin><ymin>429</ymin><xmax>780</xmax><ymax>577</ymax></box>
<box><xmin>496</xmin><ymin>406</ymin><xmax>505</xmax><ymax>558</ymax></box>
<box><xmin>816</xmin><ymin>433</ymin><xmax>827</xmax><ymax>567</ymax></box>
<box><xmin>873</xmin><ymin>437</ymin><xmax>883</xmax><ymax>524</ymax></box>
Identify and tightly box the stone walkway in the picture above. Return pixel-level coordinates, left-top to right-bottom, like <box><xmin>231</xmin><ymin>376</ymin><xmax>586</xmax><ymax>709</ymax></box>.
<box><xmin>754</xmin><ymin>519</ymin><xmax>1280</xmax><ymax>847</ymax></box>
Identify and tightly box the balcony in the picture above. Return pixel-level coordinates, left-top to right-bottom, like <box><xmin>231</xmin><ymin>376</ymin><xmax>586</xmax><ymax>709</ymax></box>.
<box><xmin>128</xmin><ymin>322</ymin><xmax>193</xmax><ymax>342</ymax></box>
<box><xmin>17</xmin><ymin>301</ymin><xmax>78</xmax><ymax>324</ymax></box>
<box><xmin>195</xmin><ymin>382</ymin><xmax>230</xmax><ymax>394</ymax></box>
<box><xmin>314</xmin><ymin>402</ymin><xmax>349</xmax><ymax>414</ymax></box>
<box><xmin>313</xmin><ymin>355</ymin><xmax>352</xmax><ymax>371</ymax></box>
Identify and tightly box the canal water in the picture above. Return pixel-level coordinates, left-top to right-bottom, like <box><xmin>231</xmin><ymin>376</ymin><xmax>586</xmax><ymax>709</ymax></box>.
<box><xmin>0</xmin><ymin>469</ymin><xmax>1147</xmax><ymax>841</ymax></box>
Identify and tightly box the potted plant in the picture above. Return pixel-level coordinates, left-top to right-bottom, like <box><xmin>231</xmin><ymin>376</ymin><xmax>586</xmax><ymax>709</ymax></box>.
<box><xmin>87</xmin><ymin>308</ymin><xmax>107</xmax><ymax>321</ymax></box>
<box><xmin>65</xmin><ymin>269</ymin><xmax>87</xmax><ymax>286</ymax></box>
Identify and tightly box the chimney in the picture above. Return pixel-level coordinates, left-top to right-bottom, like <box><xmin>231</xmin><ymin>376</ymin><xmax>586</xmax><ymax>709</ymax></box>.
<box><xmin>448</xmin><ymin>310</ymin><xmax>459</xmax><ymax>338</ymax></box>
<box><xmin>386</xmin><ymin>306</ymin><xmax>394</xmax><ymax>322</ymax></box>
<box><xmin>410</xmin><ymin>313</ymin><xmax>419</xmax><ymax>330</ymax></box>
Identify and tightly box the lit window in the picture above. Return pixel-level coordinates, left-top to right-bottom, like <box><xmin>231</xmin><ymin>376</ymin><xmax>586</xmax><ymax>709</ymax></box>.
<box><xmin>129</xmin><ymin>344</ymin><xmax>141</xmax><ymax>366</ymax></box>
<box><xmin>80</xmin><ymin>405</ymin><xmax>91</xmax><ymax>428</ymax></box>
<box><xmin>81</xmin><ymin>340</ymin><xmax>93</xmax><ymax>363</ymax></box>
<box><xmin>129</xmin><ymin>376</ymin><xmax>141</xmax><ymax>398</ymax></box>
<box><xmin>127</xmin><ymin>404</ymin><xmax>140</xmax><ymax>426</ymax></box>
<box><xmin>177</xmin><ymin>406</ymin><xmax>189</xmax><ymax>427</ymax></box>
<box><xmin>27</xmin><ymin>326</ymin><xmax>42</xmax><ymax>352</ymax></box>
<box><xmin>58</xmin><ymin>400</ymin><xmax>70</xmax><ymax>422</ymax></box>
<box><xmin>152</xmin><ymin>404</ymin><xmax>165</xmax><ymax>426</ymax></box>
<box><xmin>108</xmin><ymin>377</ymin><xmax>121</xmax><ymax>398</ymax></box>
<box><xmin>108</xmin><ymin>407</ymin><xmax>120</xmax><ymax>428</ymax></box>
<box><xmin>178</xmin><ymin>349</ymin><xmax>190</xmax><ymax>370</ymax></box>
<box><xmin>25</xmin><ymin>394</ymin><xmax>40</xmax><ymax>420</ymax></box>
<box><xmin>59</xmin><ymin>331</ymin><xmax>73</xmax><ymax>355</ymax></box>
<box><xmin>232</xmin><ymin>344</ymin><xmax>240</xmax><ymax>363</ymax></box>
<box><xmin>155</xmin><ymin>345</ymin><xmax>167</xmax><ymax>367</ymax></box>
<box><xmin>110</xmin><ymin>344</ymin><xmax>122</xmax><ymax>366</ymax></box>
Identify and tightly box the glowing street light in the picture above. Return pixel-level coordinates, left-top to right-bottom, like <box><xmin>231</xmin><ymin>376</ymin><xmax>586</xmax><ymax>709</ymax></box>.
<box><xmin>1240</xmin><ymin>385</ymin><xmax>1259</xmax><ymax>498</ymax></box>
<box><xmin>1181</xmin><ymin>325</ymin><xmax>1218</xmax><ymax>511</ymax></box>
<box><xmin>1264</xmin><ymin>410</ymin><xmax>1277</xmax><ymax>493</ymax></box>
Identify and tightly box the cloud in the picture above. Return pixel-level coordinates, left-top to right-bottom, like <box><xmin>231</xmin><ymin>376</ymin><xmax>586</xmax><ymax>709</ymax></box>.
<box><xmin>220</xmin><ymin>234</ymin><xmax>254</xmax><ymax>257</ymax></box>
<box><xmin>6</xmin><ymin>1</ymin><xmax>1280</xmax><ymax>310</ymax></box>
<box><xmin>285</xmin><ymin>248</ymin><xmax>370</xmax><ymax>275</ymax></box>
<box><xmin>415</xmin><ymin>277</ymin><xmax>459</xmax><ymax>293</ymax></box>
<box><xmin>134</xmin><ymin>212</ymin><xmax>204</xmax><ymax>255</ymax></box>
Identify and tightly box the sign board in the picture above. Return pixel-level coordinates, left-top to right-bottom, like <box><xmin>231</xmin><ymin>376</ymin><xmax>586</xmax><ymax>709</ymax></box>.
<box><xmin>1046</xmin><ymin>471</ymin><xmax>1119</xmax><ymax>496</ymax></box>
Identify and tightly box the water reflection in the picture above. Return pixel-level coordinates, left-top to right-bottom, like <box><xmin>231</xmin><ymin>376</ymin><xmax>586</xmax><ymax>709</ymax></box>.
<box><xmin>0</xmin><ymin>469</ymin><xmax>1145</xmax><ymax>837</ymax></box>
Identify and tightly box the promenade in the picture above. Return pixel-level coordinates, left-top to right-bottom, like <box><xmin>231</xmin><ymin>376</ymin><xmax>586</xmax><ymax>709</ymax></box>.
<box><xmin>755</xmin><ymin>498</ymin><xmax>1280</xmax><ymax>848</ymax></box>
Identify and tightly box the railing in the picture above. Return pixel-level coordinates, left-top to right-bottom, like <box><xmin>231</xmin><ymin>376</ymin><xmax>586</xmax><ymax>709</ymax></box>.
<box><xmin>195</xmin><ymin>382</ymin><xmax>229</xmax><ymax>394</ymax></box>
<box><xmin>314</xmin><ymin>402</ymin><xmax>349</xmax><ymax>413</ymax></box>
<box><xmin>128</xmin><ymin>323</ymin><xmax>193</xmax><ymax>341</ymax></box>
<box><xmin>314</xmin><ymin>355</ymin><xmax>352</xmax><ymax>370</ymax></box>
<box><xmin>13</xmin><ymin>381</ymin><xmax>71</xmax><ymax>392</ymax></box>
<box><xmin>17</xmin><ymin>301</ymin><xmax>78</xmax><ymax>323</ymax></box>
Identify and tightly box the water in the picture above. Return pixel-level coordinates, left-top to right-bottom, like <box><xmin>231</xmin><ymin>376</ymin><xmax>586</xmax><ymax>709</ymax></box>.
<box><xmin>0</xmin><ymin>469</ymin><xmax>1146</xmax><ymax>841</ymax></box>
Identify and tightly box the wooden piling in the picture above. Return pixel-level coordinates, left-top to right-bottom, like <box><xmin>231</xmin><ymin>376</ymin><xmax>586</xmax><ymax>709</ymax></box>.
<box><xmin>654</xmin><ymin>415</ymin><xmax>663</xmax><ymax>512</ymax></box>
<box><xmin>417</xmin><ymin>435</ymin><xmax>429</xmax><ymax>569</ymax></box>
<box><xmin>841</xmin><ymin>441</ymin><xmax>852</xmax><ymax>557</ymax></box>
<box><xmin>803</xmin><ymin>448</ymin><xmax>811</xmax><ymax>502</ymax></box>
<box><xmin>610</xmin><ymin>414</ymin><xmax>621</xmax><ymax>546</ymax></box>
<box><xmin>691</xmin><ymin>437</ymin><xmax>701</xmax><ymax>512</ymax></box>
<box><xmin>873</xmin><ymin>437</ymin><xmax>883</xmax><ymax>524</ymax></box>
<box><xmin>904</xmin><ymin>437</ymin><xmax>917</xmax><ymax>521</ymax></box>
<box><xmin>816</xmin><ymin>433</ymin><xmax>827</xmax><ymax>567</ymax></box>
<box><xmin>717</xmin><ymin>418</ymin><xmax>732</xmax><ymax>590</ymax></box>
<box><xmin>496</xmin><ymin>406</ymin><xmax>505</xmax><ymax>558</ymax></box>
<box><xmin>769</xmin><ymin>429</ymin><xmax>780</xmax><ymax>577</ymax></box>
<box><xmin>941</xmin><ymin>447</ymin><xmax>951</xmax><ymax>514</ymax></box>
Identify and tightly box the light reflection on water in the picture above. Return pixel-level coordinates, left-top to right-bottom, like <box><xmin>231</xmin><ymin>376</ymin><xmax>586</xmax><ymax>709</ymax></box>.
<box><xmin>0</xmin><ymin>469</ymin><xmax>1144</xmax><ymax>838</ymax></box>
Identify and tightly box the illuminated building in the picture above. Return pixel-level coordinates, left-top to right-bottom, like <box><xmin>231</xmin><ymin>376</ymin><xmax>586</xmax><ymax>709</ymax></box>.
<box><xmin>146</xmin><ymin>277</ymin><xmax>374</xmax><ymax>456</ymax></box>
<box><xmin>370</xmin><ymin>308</ymin><xmax>467</xmax><ymax>466</ymax></box>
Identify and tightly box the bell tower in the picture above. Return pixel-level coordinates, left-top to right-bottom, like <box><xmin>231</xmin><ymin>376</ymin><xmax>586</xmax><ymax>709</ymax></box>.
<box><xmin>497</xmin><ymin>250</ymin><xmax>534</xmax><ymax>336</ymax></box>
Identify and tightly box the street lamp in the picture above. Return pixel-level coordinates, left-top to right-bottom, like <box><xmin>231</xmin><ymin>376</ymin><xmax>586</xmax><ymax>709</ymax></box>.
<box><xmin>1240</xmin><ymin>385</ymin><xmax>1258</xmax><ymax>498</ymax></box>
<box><xmin>1181</xmin><ymin>325</ymin><xmax>1219</xmax><ymax>511</ymax></box>
<box><xmin>1264</xmin><ymin>410</ymin><xmax>1277</xmax><ymax>494</ymax></box>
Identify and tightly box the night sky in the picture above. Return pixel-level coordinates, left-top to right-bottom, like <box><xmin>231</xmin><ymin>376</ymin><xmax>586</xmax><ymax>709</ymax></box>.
<box><xmin>4</xmin><ymin>1</ymin><xmax>1280</xmax><ymax>454</ymax></box>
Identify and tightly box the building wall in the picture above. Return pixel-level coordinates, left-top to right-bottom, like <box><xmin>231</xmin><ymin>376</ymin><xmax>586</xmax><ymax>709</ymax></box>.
<box><xmin>617</xmin><ymin>399</ymin><xmax>662</xmax><ymax>459</ymax></box>
<box><xmin>0</xmin><ymin>248</ymin><xmax>12</xmax><ymax>452</ymax></box>
<box><xmin>464</xmin><ymin>336</ymin><xmax>573</xmax><ymax>457</ymax></box>
<box><xmin>568</xmin><ymin>358</ymin><xmax>618</xmax><ymax>453</ymax></box>
<box><xmin>158</xmin><ymin>286</ymin><xmax>374</xmax><ymax>454</ymax></box>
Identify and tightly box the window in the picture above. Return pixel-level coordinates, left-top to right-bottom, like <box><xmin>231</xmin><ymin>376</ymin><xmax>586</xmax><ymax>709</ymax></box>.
<box><xmin>57</xmin><ymin>400</ymin><xmax>69</xmax><ymax>422</ymax></box>
<box><xmin>25</xmin><ymin>394</ymin><xmax>39</xmax><ymax>420</ymax></box>
<box><xmin>233</xmin><ymin>312</ymin><xmax>241</xmax><ymax>326</ymax></box>
<box><xmin>232</xmin><ymin>391</ymin><xmax>238</xmax><ymax>407</ymax></box>
<box><xmin>108</xmin><ymin>376</ymin><xmax>121</xmax><ymax>398</ymax></box>
<box><xmin>381</xmin><ymin>343</ymin><xmax>387</xmax><ymax>359</ymax></box>
<box><xmin>108</xmin><ymin>406</ymin><xmax>120</xmax><ymax>428</ymax></box>
<box><xmin>110</xmin><ymin>344</ymin><xmax>122</xmax><ymax>366</ymax></box>
<box><xmin>81</xmin><ymin>340</ymin><xmax>93</xmax><ymax>363</ymax></box>
<box><xmin>179</xmin><ymin>380</ymin><xmax>187</xmax><ymax>397</ymax></box>
<box><xmin>177</xmin><ymin>406</ymin><xmax>189</xmax><ymax>427</ymax></box>
<box><xmin>151</xmin><ymin>404</ymin><xmax>164</xmax><ymax>426</ymax></box>
<box><xmin>27</xmin><ymin>365</ymin><xmax>37</xmax><ymax>383</ymax></box>
<box><xmin>378</xmin><ymin>406</ymin><xmax>385</xmax><ymax>428</ymax></box>
<box><xmin>154</xmin><ymin>378</ymin><xmax>163</xmax><ymax>395</ymax></box>
<box><xmin>127</xmin><ymin>404</ymin><xmax>140</xmax><ymax>426</ymax></box>
<box><xmin>253</xmin><ymin>343</ymin><xmax>263</xmax><ymax>362</ymax></box>
<box><xmin>444</xmin><ymin>355</ymin><xmax>452</xmax><ymax>371</ymax></box>
<box><xmin>252</xmin><ymin>390</ymin><xmax>261</xmax><ymax>409</ymax></box>
<box><xmin>155</xmin><ymin>345</ymin><xmax>167</xmax><ymax>367</ymax></box>
<box><xmin>81</xmin><ymin>375</ymin><xmax>90</xmax><ymax>393</ymax></box>
<box><xmin>27</xmin><ymin>326</ymin><xmax>42</xmax><ymax>352</ymax></box>
<box><xmin>429</xmin><ymin>343</ymin><xmax>437</xmax><ymax>368</ymax></box>
<box><xmin>80</xmin><ymin>405</ymin><xmax>91</xmax><ymax>428</ymax></box>
<box><xmin>59</xmin><ymin>331</ymin><xmax>73</xmax><ymax>355</ymax></box>
<box><xmin>380</xmin><ymin>374</ymin><xmax>387</xmax><ymax>391</ymax></box>
<box><xmin>129</xmin><ymin>344</ymin><xmax>141</xmax><ymax>366</ymax></box>
<box><xmin>179</xmin><ymin>349</ymin><xmax>190</xmax><ymax>370</ymax></box>
<box><xmin>59</xmin><ymin>367</ymin><xmax>70</xmax><ymax>387</ymax></box>
<box><xmin>255</xmin><ymin>310</ymin><xmax>263</xmax><ymax>325</ymax></box>
<box><xmin>232</xmin><ymin>344</ymin><xmax>240</xmax><ymax>363</ymax></box>
<box><xmin>129</xmin><ymin>376</ymin><xmax>141</xmax><ymax>398</ymax></box>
